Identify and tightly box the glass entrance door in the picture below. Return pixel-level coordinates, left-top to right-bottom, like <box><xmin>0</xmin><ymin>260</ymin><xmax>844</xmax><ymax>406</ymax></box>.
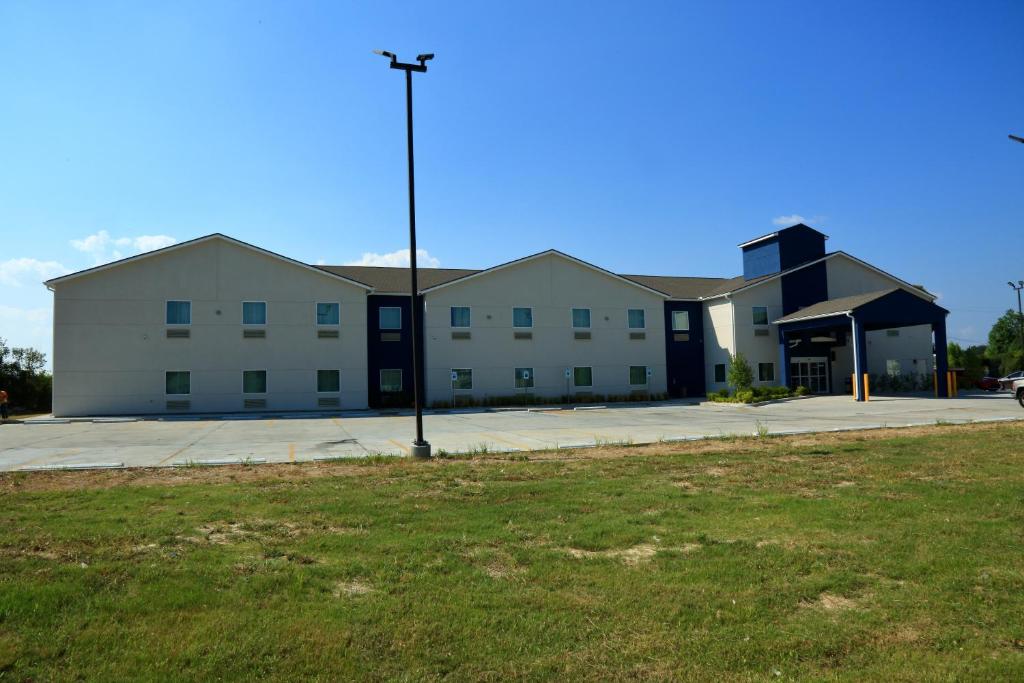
<box><xmin>790</xmin><ymin>357</ymin><xmax>829</xmax><ymax>393</ymax></box>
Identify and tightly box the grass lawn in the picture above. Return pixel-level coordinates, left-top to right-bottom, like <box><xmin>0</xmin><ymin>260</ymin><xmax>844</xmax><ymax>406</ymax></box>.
<box><xmin>1</xmin><ymin>422</ymin><xmax>1023</xmax><ymax>681</ymax></box>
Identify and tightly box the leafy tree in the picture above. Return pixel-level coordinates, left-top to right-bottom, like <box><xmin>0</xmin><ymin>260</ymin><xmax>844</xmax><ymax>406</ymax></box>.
<box><xmin>0</xmin><ymin>337</ymin><xmax>52</xmax><ymax>414</ymax></box>
<box><xmin>727</xmin><ymin>352</ymin><xmax>753</xmax><ymax>392</ymax></box>
<box><xmin>987</xmin><ymin>310</ymin><xmax>1024</xmax><ymax>375</ymax></box>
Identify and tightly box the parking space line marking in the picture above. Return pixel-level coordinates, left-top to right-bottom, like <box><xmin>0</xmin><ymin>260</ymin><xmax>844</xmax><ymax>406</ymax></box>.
<box><xmin>484</xmin><ymin>433</ymin><xmax>536</xmax><ymax>450</ymax></box>
<box><xmin>289</xmin><ymin>443</ymin><xmax>295</xmax><ymax>462</ymax></box>
<box><xmin>388</xmin><ymin>439</ymin><xmax>411</xmax><ymax>455</ymax></box>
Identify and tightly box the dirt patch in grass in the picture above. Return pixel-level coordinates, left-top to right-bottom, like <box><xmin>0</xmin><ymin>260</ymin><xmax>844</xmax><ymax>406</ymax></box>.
<box><xmin>1</xmin><ymin>421</ymin><xmax>1020</xmax><ymax>494</ymax></box>
<box><xmin>803</xmin><ymin>592</ymin><xmax>860</xmax><ymax>611</ymax></box>
<box><xmin>333</xmin><ymin>580</ymin><xmax>374</xmax><ymax>597</ymax></box>
<box><xmin>564</xmin><ymin>540</ymin><xmax>701</xmax><ymax>565</ymax></box>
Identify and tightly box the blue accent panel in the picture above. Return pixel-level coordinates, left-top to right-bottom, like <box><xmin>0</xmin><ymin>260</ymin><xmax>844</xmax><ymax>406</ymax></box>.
<box><xmin>366</xmin><ymin>294</ymin><xmax>425</xmax><ymax>409</ymax></box>
<box><xmin>663</xmin><ymin>301</ymin><xmax>705</xmax><ymax>398</ymax></box>
<box><xmin>780</xmin><ymin>261</ymin><xmax>828</xmax><ymax>315</ymax></box>
<box><xmin>852</xmin><ymin>289</ymin><xmax>948</xmax><ymax>330</ymax></box>
<box><xmin>777</xmin><ymin>225</ymin><xmax>827</xmax><ymax>270</ymax></box>
<box><xmin>852</xmin><ymin>316</ymin><xmax>868</xmax><ymax>401</ymax></box>
<box><xmin>742</xmin><ymin>239</ymin><xmax>781</xmax><ymax>280</ymax></box>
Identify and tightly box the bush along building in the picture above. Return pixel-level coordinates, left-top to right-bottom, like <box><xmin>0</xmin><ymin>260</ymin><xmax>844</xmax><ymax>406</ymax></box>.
<box><xmin>44</xmin><ymin>224</ymin><xmax>951</xmax><ymax>416</ymax></box>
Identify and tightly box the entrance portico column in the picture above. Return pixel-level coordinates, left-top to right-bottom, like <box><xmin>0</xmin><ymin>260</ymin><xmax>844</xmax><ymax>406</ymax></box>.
<box><xmin>933</xmin><ymin>317</ymin><xmax>949</xmax><ymax>398</ymax></box>
<box><xmin>778</xmin><ymin>328</ymin><xmax>789</xmax><ymax>388</ymax></box>
<box><xmin>850</xmin><ymin>315</ymin><xmax>867</xmax><ymax>401</ymax></box>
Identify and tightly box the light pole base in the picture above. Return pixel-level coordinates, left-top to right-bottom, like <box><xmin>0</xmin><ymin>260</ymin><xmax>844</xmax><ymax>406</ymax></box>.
<box><xmin>410</xmin><ymin>442</ymin><xmax>432</xmax><ymax>459</ymax></box>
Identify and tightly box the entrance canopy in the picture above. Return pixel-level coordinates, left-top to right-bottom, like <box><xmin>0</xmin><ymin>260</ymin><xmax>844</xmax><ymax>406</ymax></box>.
<box><xmin>773</xmin><ymin>288</ymin><xmax>950</xmax><ymax>401</ymax></box>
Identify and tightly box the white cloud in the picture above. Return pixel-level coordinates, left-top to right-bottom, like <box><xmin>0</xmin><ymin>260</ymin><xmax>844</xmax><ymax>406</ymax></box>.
<box><xmin>772</xmin><ymin>214</ymin><xmax>827</xmax><ymax>228</ymax></box>
<box><xmin>772</xmin><ymin>214</ymin><xmax>807</xmax><ymax>227</ymax></box>
<box><xmin>345</xmin><ymin>248</ymin><xmax>440</xmax><ymax>268</ymax></box>
<box><xmin>70</xmin><ymin>230</ymin><xmax>177</xmax><ymax>265</ymax></box>
<box><xmin>0</xmin><ymin>258</ymin><xmax>70</xmax><ymax>287</ymax></box>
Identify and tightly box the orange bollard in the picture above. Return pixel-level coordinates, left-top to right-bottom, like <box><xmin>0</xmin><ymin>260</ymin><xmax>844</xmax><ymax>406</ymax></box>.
<box><xmin>863</xmin><ymin>373</ymin><xmax>870</xmax><ymax>401</ymax></box>
<box><xmin>933</xmin><ymin>370</ymin><xmax>938</xmax><ymax>397</ymax></box>
<box><xmin>851</xmin><ymin>373</ymin><xmax>856</xmax><ymax>399</ymax></box>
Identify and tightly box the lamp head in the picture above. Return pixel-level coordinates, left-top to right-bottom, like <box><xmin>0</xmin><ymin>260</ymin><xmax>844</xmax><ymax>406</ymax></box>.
<box><xmin>373</xmin><ymin>49</ymin><xmax>397</xmax><ymax>63</ymax></box>
<box><xmin>416</xmin><ymin>53</ymin><xmax>434</xmax><ymax>65</ymax></box>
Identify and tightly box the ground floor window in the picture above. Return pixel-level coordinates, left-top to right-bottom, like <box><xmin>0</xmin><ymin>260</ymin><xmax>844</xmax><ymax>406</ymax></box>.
<box><xmin>243</xmin><ymin>370</ymin><xmax>267</xmax><ymax>394</ymax></box>
<box><xmin>380</xmin><ymin>369</ymin><xmax>403</xmax><ymax>393</ymax></box>
<box><xmin>514</xmin><ymin>367</ymin><xmax>534</xmax><ymax>389</ymax></box>
<box><xmin>573</xmin><ymin>366</ymin><xmax>593</xmax><ymax>387</ymax></box>
<box><xmin>714</xmin><ymin>363</ymin><xmax>726</xmax><ymax>383</ymax></box>
<box><xmin>166</xmin><ymin>371</ymin><xmax>190</xmax><ymax>395</ymax></box>
<box><xmin>317</xmin><ymin>370</ymin><xmax>340</xmax><ymax>393</ymax></box>
<box><xmin>452</xmin><ymin>368</ymin><xmax>473</xmax><ymax>390</ymax></box>
<box><xmin>886</xmin><ymin>359</ymin><xmax>901</xmax><ymax>376</ymax></box>
<box><xmin>629</xmin><ymin>365</ymin><xmax>648</xmax><ymax>385</ymax></box>
<box><xmin>758</xmin><ymin>362</ymin><xmax>775</xmax><ymax>382</ymax></box>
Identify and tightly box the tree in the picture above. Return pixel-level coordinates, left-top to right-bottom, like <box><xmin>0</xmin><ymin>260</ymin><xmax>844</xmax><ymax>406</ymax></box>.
<box><xmin>987</xmin><ymin>310</ymin><xmax>1024</xmax><ymax>375</ymax></box>
<box><xmin>727</xmin><ymin>352</ymin><xmax>753</xmax><ymax>392</ymax></box>
<box><xmin>0</xmin><ymin>337</ymin><xmax>52</xmax><ymax>414</ymax></box>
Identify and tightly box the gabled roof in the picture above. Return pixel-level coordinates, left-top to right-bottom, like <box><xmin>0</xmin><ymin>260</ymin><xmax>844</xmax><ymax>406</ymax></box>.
<box><xmin>45</xmin><ymin>233</ymin><xmax>373</xmax><ymax>291</ymax></box>
<box><xmin>316</xmin><ymin>265</ymin><xmax>479</xmax><ymax>293</ymax></box>
<box><xmin>619</xmin><ymin>274</ymin><xmax>740</xmax><ymax>300</ymax></box>
<box><xmin>698</xmin><ymin>251</ymin><xmax>935</xmax><ymax>302</ymax></box>
<box><xmin>737</xmin><ymin>223</ymin><xmax>829</xmax><ymax>249</ymax></box>
<box><xmin>773</xmin><ymin>289</ymin><xmax>897</xmax><ymax>324</ymax></box>
<box><xmin>418</xmin><ymin>249</ymin><xmax>671</xmax><ymax>298</ymax></box>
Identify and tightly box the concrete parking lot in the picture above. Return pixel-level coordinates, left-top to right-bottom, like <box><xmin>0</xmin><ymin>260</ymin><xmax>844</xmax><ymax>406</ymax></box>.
<box><xmin>1</xmin><ymin>393</ymin><xmax>1020</xmax><ymax>471</ymax></box>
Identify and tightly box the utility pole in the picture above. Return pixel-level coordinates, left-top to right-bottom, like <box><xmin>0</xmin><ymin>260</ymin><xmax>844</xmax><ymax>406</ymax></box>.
<box><xmin>375</xmin><ymin>50</ymin><xmax>434</xmax><ymax>458</ymax></box>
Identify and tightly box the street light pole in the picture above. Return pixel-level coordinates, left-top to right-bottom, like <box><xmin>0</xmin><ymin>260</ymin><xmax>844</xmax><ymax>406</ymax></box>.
<box><xmin>1009</xmin><ymin>281</ymin><xmax>1024</xmax><ymax>355</ymax></box>
<box><xmin>375</xmin><ymin>50</ymin><xmax>434</xmax><ymax>458</ymax></box>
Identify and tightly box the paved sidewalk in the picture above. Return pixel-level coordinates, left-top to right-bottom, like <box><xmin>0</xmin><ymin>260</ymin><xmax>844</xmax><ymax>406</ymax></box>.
<box><xmin>0</xmin><ymin>393</ymin><xmax>1020</xmax><ymax>471</ymax></box>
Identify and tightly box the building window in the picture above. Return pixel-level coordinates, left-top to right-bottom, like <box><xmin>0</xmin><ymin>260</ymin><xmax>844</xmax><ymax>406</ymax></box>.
<box><xmin>514</xmin><ymin>367</ymin><xmax>534</xmax><ymax>389</ymax></box>
<box><xmin>629</xmin><ymin>365</ymin><xmax>648</xmax><ymax>386</ymax></box>
<box><xmin>886</xmin><ymin>329</ymin><xmax>900</xmax><ymax>337</ymax></box>
<box><xmin>758</xmin><ymin>362</ymin><xmax>775</xmax><ymax>382</ymax></box>
<box><xmin>166</xmin><ymin>301</ymin><xmax>191</xmax><ymax>325</ymax></box>
<box><xmin>379</xmin><ymin>307</ymin><xmax>401</xmax><ymax>330</ymax></box>
<box><xmin>571</xmin><ymin>308</ymin><xmax>591</xmax><ymax>329</ymax></box>
<box><xmin>242</xmin><ymin>301</ymin><xmax>267</xmax><ymax>325</ymax></box>
<box><xmin>752</xmin><ymin>306</ymin><xmax>769</xmax><ymax>326</ymax></box>
<box><xmin>451</xmin><ymin>368</ymin><xmax>473</xmax><ymax>390</ymax></box>
<box><xmin>573</xmin><ymin>366</ymin><xmax>593</xmax><ymax>387</ymax></box>
<box><xmin>380</xmin><ymin>369</ymin><xmax>402</xmax><ymax>393</ymax></box>
<box><xmin>450</xmin><ymin>306</ymin><xmax>471</xmax><ymax>328</ymax></box>
<box><xmin>628</xmin><ymin>309</ymin><xmax>645</xmax><ymax>329</ymax></box>
<box><xmin>714</xmin><ymin>363</ymin><xmax>726</xmax><ymax>383</ymax></box>
<box><xmin>672</xmin><ymin>310</ymin><xmax>690</xmax><ymax>331</ymax></box>
<box><xmin>242</xmin><ymin>370</ymin><xmax>267</xmax><ymax>393</ymax></box>
<box><xmin>513</xmin><ymin>307</ymin><xmax>533</xmax><ymax>328</ymax></box>
<box><xmin>317</xmin><ymin>370</ymin><xmax>340</xmax><ymax>393</ymax></box>
<box><xmin>886</xmin><ymin>360</ymin><xmax>901</xmax><ymax>376</ymax></box>
<box><xmin>317</xmin><ymin>302</ymin><xmax>340</xmax><ymax>325</ymax></box>
<box><xmin>165</xmin><ymin>371</ymin><xmax>190</xmax><ymax>395</ymax></box>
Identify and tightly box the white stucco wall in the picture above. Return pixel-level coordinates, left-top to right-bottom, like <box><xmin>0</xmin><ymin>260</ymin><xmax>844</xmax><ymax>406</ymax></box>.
<box><xmin>422</xmin><ymin>253</ymin><xmax>668</xmax><ymax>404</ymax></box>
<box><xmin>702</xmin><ymin>300</ymin><xmax>735</xmax><ymax>392</ymax></box>
<box><xmin>51</xmin><ymin>237</ymin><xmax>369</xmax><ymax>416</ymax></box>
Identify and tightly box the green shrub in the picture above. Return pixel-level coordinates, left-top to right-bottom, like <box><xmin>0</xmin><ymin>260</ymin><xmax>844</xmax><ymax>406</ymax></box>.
<box><xmin>794</xmin><ymin>385</ymin><xmax>809</xmax><ymax>396</ymax></box>
<box><xmin>727</xmin><ymin>353</ymin><xmax>753</xmax><ymax>392</ymax></box>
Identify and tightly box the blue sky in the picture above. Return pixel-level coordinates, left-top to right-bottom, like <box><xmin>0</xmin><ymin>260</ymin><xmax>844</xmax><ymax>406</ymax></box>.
<box><xmin>2</xmin><ymin>0</ymin><xmax>1022</xmax><ymax>365</ymax></box>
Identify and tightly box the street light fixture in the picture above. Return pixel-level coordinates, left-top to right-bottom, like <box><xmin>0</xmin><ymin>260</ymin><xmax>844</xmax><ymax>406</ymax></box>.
<box><xmin>1010</xmin><ymin>134</ymin><xmax>1024</xmax><ymax>144</ymax></box>
<box><xmin>375</xmin><ymin>49</ymin><xmax>434</xmax><ymax>459</ymax></box>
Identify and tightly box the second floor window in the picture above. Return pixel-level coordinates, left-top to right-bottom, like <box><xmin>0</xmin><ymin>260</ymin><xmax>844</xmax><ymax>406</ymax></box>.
<box><xmin>166</xmin><ymin>301</ymin><xmax>191</xmax><ymax>325</ymax></box>
<box><xmin>379</xmin><ymin>307</ymin><xmax>401</xmax><ymax>330</ymax></box>
<box><xmin>450</xmin><ymin>306</ymin><xmax>471</xmax><ymax>328</ymax></box>
<box><xmin>752</xmin><ymin>306</ymin><xmax>769</xmax><ymax>326</ymax></box>
<box><xmin>513</xmin><ymin>307</ymin><xmax>533</xmax><ymax>328</ymax></box>
<box><xmin>628</xmin><ymin>309</ymin><xmax>645</xmax><ymax>329</ymax></box>
<box><xmin>672</xmin><ymin>310</ymin><xmax>690</xmax><ymax>331</ymax></box>
<box><xmin>572</xmin><ymin>308</ymin><xmax>591</xmax><ymax>329</ymax></box>
<box><xmin>242</xmin><ymin>302</ymin><xmax>267</xmax><ymax>325</ymax></box>
<box><xmin>317</xmin><ymin>302</ymin><xmax>340</xmax><ymax>325</ymax></box>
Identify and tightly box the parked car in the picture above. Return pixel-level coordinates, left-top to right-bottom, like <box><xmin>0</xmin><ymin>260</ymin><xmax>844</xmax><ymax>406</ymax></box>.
<box><xmin>1015</xmin><ymin>378</ymin><xmax>1024</xmax><ymax>408</ymax></box>
<box><xmin>977</xmin><ymin>376</ymin><xmax>1001</xmax><ymax>391</ymax></box>
<box><xmin>999</xmin><ymin>370</ymin><xmax>1024</xmax><ymax>391</ymax></box>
